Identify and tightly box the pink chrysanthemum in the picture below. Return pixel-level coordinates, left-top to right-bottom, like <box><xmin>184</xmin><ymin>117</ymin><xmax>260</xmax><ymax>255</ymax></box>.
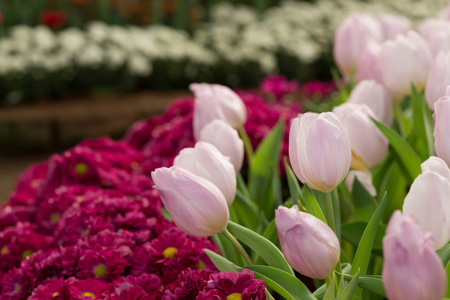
<box><xmin>76</xmin><ymin>247</ymin><xmax>127</xmax><ymax>281</ymax></box>
<box><xmin>69</xmin><ymin>279</ymin><xmax>111</xmax><ymax>300</ymax></box>
<box><xmin>197</xmin><ymin>269</ymin><xmax>266</xmax><ymax>300</ymax></box>
<box><xmin>260</xmin><ymin>75</ymin><xmax>299</xmax><ymax>100</ymax></box>
<box><xmin>162</xmin><ymin>268</ymin><xmax>212</xmax><ymax>300</ymax></box>
<box><xmin>28</xmin><ymin>278</ymin><xmax>74</xmax><ymax>300</ymax></box>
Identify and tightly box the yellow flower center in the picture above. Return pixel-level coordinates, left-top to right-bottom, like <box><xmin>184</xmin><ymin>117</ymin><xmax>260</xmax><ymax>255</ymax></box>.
<box><xmin>50</xmin><ymin>213</ymin><xmax>60</xmax><ymax>223</ymax></box>
<box><xmin>76</xmin><ymin>196</ymin><xmax>84</xmax><ymax>202</ymax></box>
<box><xmin>163</xmin><ymin>247</ymin><xmax>178</xmax><ymax>259</ymax></box>
<box><xmin>198</xmin><ymin>259</ymin><xmax>205</xmax><ymax>269</ymax></box>
<box><xmin>130</xmin><ymin>161</ymin><xmax>139</xmax><ymax>170</ymax></box>
<box><xmin>350</xmin><ymin>150</ymin><xmax>368</xmax><ymax>171</ymax></box>
<box><xmin>227</xmin><ymin>293</ymin><xmax>242</xmax><ymax>300</ymax></box>
<box><xmin>52</xmin><ymin>292</ymin><xmax>59</xmax><ymax>297</ymax></box>
<box><xmin>94</xmin><ymin>264</ymin><xmax>107</xmax><ymax>277</ymax></box>
<box><xmin>74</xmin><ymin>163</ymin><xmax>88</xmax><ymax>175</ymax></box>
<box><xmin>1</xmin><ymin>246</ymin><xmax>8</xmax><ymax>254</ymax></box>
<box><xmin>22</xmin><ymin>250</ymin><xmax>32</xmax><ymax>260</ymax></box>
<box><xmin>82</xmin><ymin>292</ymin><xmax>96</xmax><ymax>298</ymax></box>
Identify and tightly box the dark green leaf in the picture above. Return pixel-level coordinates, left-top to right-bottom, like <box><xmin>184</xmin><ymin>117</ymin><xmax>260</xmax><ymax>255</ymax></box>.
<box><xmin>351</xmin><ymin>178</ymin><xmax>378</xmax><ymax>222</ymax></box>
<box><xmin>438</xmin><ymin>244</ymin><xmax>450</xmax><ymax>266</ymax></box>
<box><xmin>303</xmin><ymin>185</ymin><xmax>327</xmax><ymax>224</ymax></box>
<box><xmin>248</xmin><ymin>119</ymin><xmax>285</xmax><ymax>219</ymax></box>
<box><xmin>341</xmin><ymin>222</ymin><xmax>386</xmax><ymax>252</ymax></box>
<box><xmin>341</xmin><ymin>274</ymin><xmax>386</xmax><ymax>298</ymax></box>
<box><xmin>337</xmin><ymin>271</ymin><xmax>359</xmax><ymax>300</ymax></box>
<box><xmin>284</xmin><ymin>157</ymin><xmax>302</xmax><ymax>206</ymax></box>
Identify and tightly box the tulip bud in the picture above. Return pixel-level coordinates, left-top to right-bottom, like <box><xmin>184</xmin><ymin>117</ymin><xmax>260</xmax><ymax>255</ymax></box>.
<box><xmin>356</xmin><ymin>43</ymin><xmax>383</xmax><ymax>84</ymax></box>
<box><xmin>383</xmin><ymin>211</ymin><xmax>447</xmax><ymax>300</ymax></box>
<box><xmin>434</xmin><ymin>95</ymin><xmax>450</xmax><ymax>166</ymax></box>
<box><xmin>348</xmin><ymin>80</ymin><xmax>393</xmax><ymax>125</ymax></box>
<box><xmin>275</xmin><ymin>205</ymin><xmax>340</xmax><ymax>279</ymax></box>
<box><xmin>151</xmin><ymin>166</ymin><xmax>229</xmax><ymax>237</ymax></box>
<box><xmin>378</xmin><ymin>14</ymin><xmax>412</xmax><ymax>41</ymax></box>
<box><xmin>198</xmin><ymin>120</ymin><xmax>244</xmax><ymax>173</ymax></box>
<box><xmin>190</xmin><ymin>83</ymin><xmax>247</xmax><ymax>140</ymax></box>
<box><xmin>402</xmin><ymin>171</ymin><xmax>450</xmax><ymax>250</ymax></box>
<box><xmin>345</xmin><ymin>170</ymin><xmax>377</xmax><ymax>196</ymax></box>
<box><xmin>289</xmin><ymin>112</ymin><xmax>351</xmax><ymax>193</ymax></box>
<box><xmin>425</xmin><ymin>51</ymin><xmax>450</xmax><ymax>110</ymax></box>
<box><xmin>421</xmin><ymin>156</ymin><xmax>450</xmax><ymax>181</ymax></box>
<box><xmin>333</xmin><ymin>13</ymin><xmax>383</xmax><ymax>80</ymax></box>
<box><xmin>333</xmin><ymin>103</ymin><xmax>388</xmax><ymax>170</ymax></box>
<box><xmin>174</xmin><ymin>142</ymin><xmax>236</xmax><ymax>206</ymax></box>
<box><xmin>379</xmin><ymin>31</ymin><xmax>432</xmax><ymax>102</ymax></box>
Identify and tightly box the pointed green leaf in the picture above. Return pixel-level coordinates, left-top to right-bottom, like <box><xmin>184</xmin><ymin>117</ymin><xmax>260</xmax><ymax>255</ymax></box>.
<box><xmin>351</xmin><ymin>194</ymin><xmax>387</xmax><ymax>275</ymax></box>
<box><xmin>227</xmin><ymin>221</ymin><xmax>294</xmax><ymax>275</ymax></box>
<box><xmin>303</xmin><ymin>185</ymin><xmax>327</xmax><ymax>224</ymax></box>
<box><xmin>204</xmin><ymin>249</ymin><xmax>241</xmax><ymax>272</ymax></box>
<box><xmin>438</xmin><ymin>244</ymin><xmax>450</xmax><ymax>266</ymax></box>
<box><xmin>341</xmin><ymin>274</ymin><xmax>386</xmax><ymax>298</ymax></box>
<box><xmin>337</xmin><ymin>272</ymin><xmax>359</xmax><ymax>300</ymax></box>
<box><xmin>246</xmin><ymin>265</ymin><xmax>317</xmax><ymax>300</ymax></box>
<box><xmin>211</xmin><ymin>233</ymin><xmax>241</xmax><ymax>266</ymax></box>
<box><xmin>284</xmin><ymin>157</ymin><xmax>302</xmax><ymax>206</ymax></box>
<box><xmin>373</xmin><ymin>118</ymin><xmax>421</xmax><ymax>182</ymax></box>
<box><xmin>248</xmin><ymin>119</ymin><xmax>285</xmax><ymax>219</ymax></box>
<box><xmin>324</xmin><ymin>273</ymin><xmax>336</xmax><ymax>300</ymax></box>
<box><xmin>232</xmin><ymin>190</ymin><xmax>262</xmax><ymax>230</ymax></box>
<box><xmin>445</xmin><ymin>261</ymin><xmax>450</xmax><ymax>298</ymax></box>
<box><xmin>411</xmin><ymin>84</ymin><xmax>435</xmax><ymax>157</ymax></box>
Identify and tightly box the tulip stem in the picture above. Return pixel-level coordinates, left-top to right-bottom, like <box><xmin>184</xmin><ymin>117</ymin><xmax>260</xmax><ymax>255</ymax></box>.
<box><xmin>326</xmin><ymin>192</ymin><xmax>336</xmax><ymax>233</ymax></box>
<box><xmin>223</xmin><ymin>228</ymin><xmax>253</xmax><ymax>266</ymax></box>
<box><xmin>238</xmin><ymin>126</ymin><xmax>254</xmax><ymax>163</ymax></box>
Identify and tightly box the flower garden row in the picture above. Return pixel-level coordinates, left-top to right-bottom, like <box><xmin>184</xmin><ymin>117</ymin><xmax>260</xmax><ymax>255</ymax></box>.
<box><xmin>0</xmin><ymin>77</ymin><xmax>305</xmax><ymax>299</ymax></box>
<box><xmin>0</xmin><ymin>0</ymin><xmax>448</xmax><ymax>106</ymax></box>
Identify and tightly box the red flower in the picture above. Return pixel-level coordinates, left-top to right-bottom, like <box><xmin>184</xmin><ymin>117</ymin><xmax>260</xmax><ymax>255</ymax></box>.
<box><xmin>40</xmin><ymin>10</ymin><xmax>67</xmax><ymax>29</ymax></box>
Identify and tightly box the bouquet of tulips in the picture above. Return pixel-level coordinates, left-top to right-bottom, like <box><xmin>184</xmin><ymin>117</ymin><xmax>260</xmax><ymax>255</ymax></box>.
<box><xmin>151</xmin><ymin>12</ymin><xmax>450</xmax><ymax>299</ymax></box>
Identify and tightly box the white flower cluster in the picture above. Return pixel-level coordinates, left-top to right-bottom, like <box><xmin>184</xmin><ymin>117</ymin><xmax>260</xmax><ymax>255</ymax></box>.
<box><xmin>196</xmin><ymin>0</ymin><xmax>449</xmax><ymax>68</ymax></box>
<box><xmin>0</xmin><ymin>22</ymin><xmax>216</xmax><ymax>79</ymax></box>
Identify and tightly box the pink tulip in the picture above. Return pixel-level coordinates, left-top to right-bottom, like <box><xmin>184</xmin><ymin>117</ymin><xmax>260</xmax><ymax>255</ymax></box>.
<box><xmin>428</xmin><ymin>28</ymin><xmax>450</xmax><ymax>57</ymax></box>
<box><xmin>190</xmin><ymin>83</ymin><xmax>247</xmax><ymax>140</ymax></box>
<box><xmin>434</xmin><ymin>95</ymin><xmax>450</xmax><ymax>166</ymax></box>
<box><xmin>345</xmin><ymin>170</ymin><xmax>376</xmax><ymax>196</ymax></box>
<box><xmin>421</xmin><ymin>156</ymin><xmax>450</xmax><ymax>181</ymax></box>
<box><xmin>378</xmin><ymin>14</ymin><xmax>412</xmax><ymax>41</ymax></box>
<box><xmin>439</xmin><ymin>2</ymin><xmax>450</xmax><ymax>20</ymax></box>
<box><xmin>333</xmin><ymin>13</ymin><xmax>383</xmax><ymax>80</ymax></box>
<box><xmin>379</xmin><ymin>31</ymin><xmax>432</xmax><ymax>102</ymax></box>
<box><xmin>275</xmin><ymin>205</ymin><xmax>340</xmax><ymax>279</ymax></box>
<box><xmin>417</xmin><ymin>18</ymin><xmax>450</xmax><ymax>43</ymax></box>
<box><xmin>426</xmin><ymin>51</ymin><xmax>450</xmax><ymax>110</ymax></box>
<box><xmin>402</xmin><ymin>171</ymin><xmax>450</xmax><ymax>250</ymax></box>
<box><xmin>289</xmin><ymin>112</ymin><xmax>351</xmax><ymax>193</ymax></box>
<box><xmin>356</xmin><ymin>43</ymin><xmax>383</xmax><ymax>84</ymax></box>
<box><xmin>333</xmin><ymin>103</ymin><xmax>388</xmax><ymax>170</ymax></box>
<box><xmin>383</xmin><ymin>211</ymin><xmax>447</xmax><ymax>300</ymax></box>
<box><xmin>174</xmin><ymin>142</ymin><xmax>236</xmax><ymax>206</ymax></box>
<box><xmin>348</xmin><ymin>80</ymin><xmax>393</xmax><ymax>125</ymax></box>
<box><xmin>198</xmin><ymin>120</ymin><xmax>244</xmax><ymax>173</ymax></box>
<box><xmin>151</xmin><ymin>166</ymin><xmax>229</xmax><ymax>237</ymax></box>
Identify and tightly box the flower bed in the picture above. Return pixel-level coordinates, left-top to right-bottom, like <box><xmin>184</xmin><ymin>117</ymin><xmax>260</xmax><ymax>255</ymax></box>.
<box><xmin>0</xmin><ymin>78</ymin><xmax>304</xmax><ymax>299</ymax></box>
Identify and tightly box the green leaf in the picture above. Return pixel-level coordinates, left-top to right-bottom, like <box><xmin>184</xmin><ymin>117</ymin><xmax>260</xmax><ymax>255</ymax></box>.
<box><xmin>231</xmin><ymin>190</ymin><xmax>262</xmax><ymax>231</ymax></box>
<box><xmin>246</xmin><ymin>265</ymin><xmax>317</xmax><ymax>300</ymax></box>
<box><xmin>350</xmin><ymin>194</ymin><xmax>387</xmax><ymax>276</ymax></box>
<box><xmin>373</xmin><ymin>118</ymin><xmax>422</xmax><ymax>182</ymax></box>
<box><xmin>248</xmin><ymin>119</ymin><xmax>285</xmax><ymax>219</ymax></box>
<box><xmin>324</xmin><ymin>273</ymin><xmax>336</xmax><ymax>300</ymax></box>
<box><xmin>446</xmin><ymin>261</ymin><xmax>450</xmax><ymax>298</ymax></box>
<box><xmin>341</xmin><ymin>274</ymin><xmax>386</xmax><ymax>298</ymax></box>
<box><xmin>337</xmin><ymin>272</ymin><xmax>359</xmax><ymax>300</ymax></box>
<box><xmin>351</xmin><ymin>178</ymin><xmax>378</xmax><ymax>222</ymax></box>
<box><xmin>204</xmin><ymin>249</ymin><xmax>240</xmax><ymax>272</ymax></box>
<box><xmin>284</xmin><ymin>157</ymin><xmax>302</xmax><ymax>206</ymax></box>
<box><xmin>341</xmin><ymin>222</ymin><xmax>386</xmax><ymax>252</ymax></box>
<box><xmin>211</xmin><ymin>233</ymin><xmax>241</xmax><ymax>266</ymax></box>
<box><xmin>227</xmin><ymin>221</ymin><xmax>294</xmax><ymax>275</ymax></box>
<box><xmin>411</xmin><ymin>84</ymin><xmax>435</xmax><ymax>158</ymax></box>
<box><xmin>303</xmin><ymin>185</ymin><xmax>328</xmax><ymax>224</ymax></box>
<box><xmin>438</xmin><ymin>244</ymin><xmax>450</xmax><ymax>266</ymax></box>
<box><xmin>381</xmin><ymin>162</ymin><xmax>408</xmax><ymax>222</ymax></box>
